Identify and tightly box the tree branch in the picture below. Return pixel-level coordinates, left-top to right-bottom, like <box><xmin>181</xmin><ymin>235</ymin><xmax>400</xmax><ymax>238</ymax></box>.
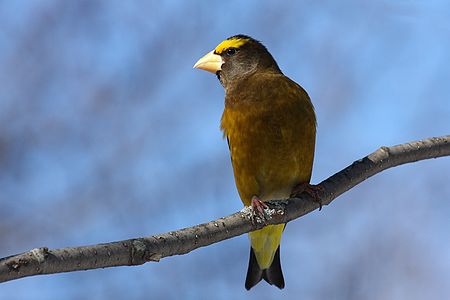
<box><xmin>1</xmin><ymin>135</ymin><xmax>449</xmax><ymax>283</ymax></box>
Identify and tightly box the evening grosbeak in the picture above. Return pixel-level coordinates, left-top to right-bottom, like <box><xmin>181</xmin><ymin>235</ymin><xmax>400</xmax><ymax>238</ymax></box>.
<box><xmin>194</xmin><ymin>35</ymin><xmax>317</xmax><ymax>290</ymax></box>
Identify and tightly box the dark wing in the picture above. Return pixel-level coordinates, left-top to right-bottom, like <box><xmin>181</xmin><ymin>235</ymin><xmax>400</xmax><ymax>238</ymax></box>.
<box><xmin>226</xmin><ymin>136</ymin><xmax>233</xmax><ymax>162</ymax></box>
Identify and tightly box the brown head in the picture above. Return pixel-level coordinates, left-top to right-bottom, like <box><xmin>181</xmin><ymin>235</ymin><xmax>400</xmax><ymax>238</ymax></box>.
<box><xmin>194</xmin><ymin>35</ymin><xmax>282</xmax><ymax>90</ymax></box>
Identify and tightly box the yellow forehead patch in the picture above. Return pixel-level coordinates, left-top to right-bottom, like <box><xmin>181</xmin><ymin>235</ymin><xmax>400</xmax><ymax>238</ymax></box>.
<box><xmin>214</xmin><ymin>37</ymin><xmax>249</xmax><ymax>54</ymax></box>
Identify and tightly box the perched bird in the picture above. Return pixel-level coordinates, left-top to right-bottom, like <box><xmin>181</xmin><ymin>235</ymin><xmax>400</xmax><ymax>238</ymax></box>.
<box><xmin>194</xmin><ymin>35</ymin><xmax>317</xmax><ymax>290</ymax></box>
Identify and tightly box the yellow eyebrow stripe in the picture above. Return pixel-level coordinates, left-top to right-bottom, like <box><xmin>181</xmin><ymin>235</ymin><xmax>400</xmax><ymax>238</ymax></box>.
<box><xmin>214</xmin><ymin>37</ymin><xmax>249</xmax><ymax>54</ymax></box>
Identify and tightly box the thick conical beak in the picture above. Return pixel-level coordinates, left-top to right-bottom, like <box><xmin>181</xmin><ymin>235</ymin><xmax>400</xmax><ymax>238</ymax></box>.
<box><xmin>193</xmin><ymin>50</ymin><xmax>223</xmax><ymax>73</ymax></box>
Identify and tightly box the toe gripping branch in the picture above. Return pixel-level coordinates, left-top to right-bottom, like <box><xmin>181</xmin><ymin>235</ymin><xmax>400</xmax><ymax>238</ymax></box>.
<box><xmin>290</xmin><ymin>183</ymin><xmax>324</xmax><ymax>211</ymax></box>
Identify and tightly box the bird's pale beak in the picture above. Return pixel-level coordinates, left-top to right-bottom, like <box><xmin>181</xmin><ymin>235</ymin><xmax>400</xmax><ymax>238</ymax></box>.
<box><xmin>193</xmin><ymin>50</ymin><xmax>223</xmax><ymax>73</ymax></box>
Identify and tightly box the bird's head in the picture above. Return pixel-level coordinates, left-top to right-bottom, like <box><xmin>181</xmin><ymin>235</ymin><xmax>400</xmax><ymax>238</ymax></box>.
<box><xmin>194</xmin><ymin>35</ymin><xmax>281</xmax><ymax>88</ymax></box>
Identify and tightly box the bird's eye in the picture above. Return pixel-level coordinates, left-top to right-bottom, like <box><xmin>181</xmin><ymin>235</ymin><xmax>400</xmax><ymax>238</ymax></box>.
<box><xmin>226</xmin><ymin>48</ymin><xmax>237</xmax><ymax>56</ymax></box>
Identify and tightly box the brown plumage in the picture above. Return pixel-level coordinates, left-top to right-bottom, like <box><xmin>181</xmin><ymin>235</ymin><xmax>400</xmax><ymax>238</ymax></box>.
<box><xmin>194</xmin><ymin>35</ymin><xmax>316</xmax><ymax>290</ymax></box>
<box><xmin>221</xmin><ymin>71</ymin><xmax>316</xmax><ymax>206</ymax></box>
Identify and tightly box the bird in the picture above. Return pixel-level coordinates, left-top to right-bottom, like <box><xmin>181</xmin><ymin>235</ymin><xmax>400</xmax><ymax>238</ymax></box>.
<box><xmin>193</xmin><ymin>35</ymin><xmax>317</xmax><ymax>290</ymax></box>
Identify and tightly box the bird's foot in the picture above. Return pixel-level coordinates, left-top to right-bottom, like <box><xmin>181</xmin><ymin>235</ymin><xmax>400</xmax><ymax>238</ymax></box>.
<box><xmin>290</xmin><ymin>183</ymin><xmax>324</xmax><ymax>211</ymax></box>
<box><xmin>251</xmin><ymin>196</ymin><xmax>269</xmax><ymax>224</ymax></box>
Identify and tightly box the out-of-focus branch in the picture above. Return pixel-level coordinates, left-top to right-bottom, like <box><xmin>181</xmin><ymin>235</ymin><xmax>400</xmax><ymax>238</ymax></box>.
<box><xmin>0</xmin><ymin>135</ymin><xmax>449</xmax><ymax>283</ymax></box>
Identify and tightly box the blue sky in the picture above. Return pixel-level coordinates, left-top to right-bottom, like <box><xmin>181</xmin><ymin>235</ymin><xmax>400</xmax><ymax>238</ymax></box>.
<box><xmin>1</xmin><ymin>1</ymin><xmax>449</xmax><ymax>299</ymax></box>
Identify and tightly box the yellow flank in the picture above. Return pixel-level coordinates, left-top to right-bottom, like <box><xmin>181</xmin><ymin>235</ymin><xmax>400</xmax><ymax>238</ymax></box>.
<box><xmin>248</xmin><ymin>224</ymin><xmax>285</xmax><ymax>269</ymax></box>
<box><xmin>214</xmin><ymin>37</ymin><xmax>249</xmax><ymax>54</ymax></box>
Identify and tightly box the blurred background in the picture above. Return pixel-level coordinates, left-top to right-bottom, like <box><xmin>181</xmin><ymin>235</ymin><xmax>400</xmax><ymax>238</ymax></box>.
<box><xmin>1</xmin><ymin>1</ymin><xmax>449</xmax><ymax>299</ymax></box>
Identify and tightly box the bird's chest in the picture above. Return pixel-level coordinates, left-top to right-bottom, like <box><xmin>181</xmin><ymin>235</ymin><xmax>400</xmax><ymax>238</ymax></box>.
<box><xmin>221</xmin><ymin>106</ymin><xmax>285</xmax><ymax>158</ymax></box>
<box><xmin>221</xmin><ymin>105</ymin><xmax>298</xmax><ymax>202</ymax></box>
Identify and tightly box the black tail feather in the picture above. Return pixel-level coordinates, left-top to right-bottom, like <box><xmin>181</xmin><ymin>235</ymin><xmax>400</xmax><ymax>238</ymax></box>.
<box><xmin>245</xmin><ymin>247</ymin><xmax>285</xmax><ymax>290</ymax></box>
<box><xmin>245</xmin><ymin>247</ymin><xmax>263</xmax><ymax>290</ymax></box>
<box><xmin>263</xmin><ymin>247</ymin><xmax>285</xmax><ymax>289</ymax></box>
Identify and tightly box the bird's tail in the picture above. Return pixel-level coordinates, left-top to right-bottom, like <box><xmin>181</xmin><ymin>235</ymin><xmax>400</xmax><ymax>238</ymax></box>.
<box><xmin>245</xmin><ymin>246</ymin><xmax>285</xmax><ymax>290</ymax></box>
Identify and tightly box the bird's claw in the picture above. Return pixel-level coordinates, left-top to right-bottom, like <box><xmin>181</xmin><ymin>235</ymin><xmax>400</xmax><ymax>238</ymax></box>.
<box><xmin>291</xmin><ymin>183</ymin><xmax>324</xmax><ymax>211</ymax></box>
<box><xmin>251</xmin><ymin>196</ymin><xmax>269</xmax><ymax>224</ymax></box>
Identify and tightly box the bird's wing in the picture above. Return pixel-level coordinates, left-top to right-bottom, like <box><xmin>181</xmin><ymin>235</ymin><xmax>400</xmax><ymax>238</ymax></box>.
<box><xmin>226</xmin><ymin>136</ymin><xmax>233</xmax><ymax>163</ymax></box>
